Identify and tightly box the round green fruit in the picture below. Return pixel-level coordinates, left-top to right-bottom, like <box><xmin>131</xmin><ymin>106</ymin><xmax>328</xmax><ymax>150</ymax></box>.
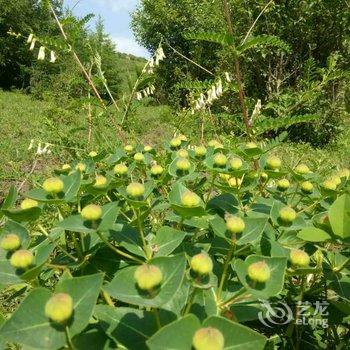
<box><xmin>170</xmin><ymin>137</ymin><xmax>181</xmax><ymax>148</ymax></box>
<box><xmin>61</xmin><ymin>164</ymin><xmax>71</xmax><ymax>172</ymax></box>
<box><xmin>290</xmin><ymin>249</ymin><xmax>310</xmax><ymax>267</ymax></box>
<box><xmin>20</xmin><ymin>198</ymin><xmax>38</xmax><ymax>210</ymax></box>
<box><xmin>247</xmin><ymin>261</ymin><xmax>271</xmax><ymax>283</ymax></box>
<box><xmin>294</xmin><ymin>164</ymin><xmax>310</xmax><ymax>175</ymax></box>
<box><xmin>208</xmin><ymin>140</ymin><xmax>223</xmax><ymax>149</ymax></box>
<box><xmin>93</xmin><ymin>175</ymin><xmax>107</xmax><ymax>189</ymax></box>
<box><xmin>192</xmin><ymin>327</ymin><xmax>224</xmax><ymax>350</ymax></box>
<box><xmin>144</xmin><ymin>145</ymin><xmax>153</xmax><ymax>152</ymax></box>
<box><xmin>134</xmin><ymin>152</ymin><xmax>145</xmax><ymax>162</ymax></box>
<box><xmin>177</xmin><ymin>149</ymin><xmax>189</xmax><ymax>158</ymax></box>
<box><xmin>190</xmin><ymin>253</ymin><xmax>213</xmax><ymax>275</ymax></box>
<box><xmin>81</xmin><ymin>204</ymin><xmax>102</xmax><ymax>221</ymax></box>
<box><xmin>43</xmin><ymin>177</ymin><xmax>64</xmax><ymax>194</ymax></box>
<box><xmin>114</xmin><ymin>163</ymin><xmax>128</xmax><ymax>175</ymax></box>
<box><xmin>88</xmin><ymin>151</ymin><xmax>97</xmax><ymax>157</ymax></box>
<box><xmin>75</xmin><ymin>163</ymin><xmax>86</xmax><ymax>172</ymax></box>
<box><xmin>126</xmin><ymin>182</ymin><xmax>145</xmax><ymax>198</ymax></box>
<box><xmin>226</xmin><ymin>216</ymin><xmax>245</xmax><ymax>234</ymax></box>
<box><xmin>124</xmin><ymin>145</ymin><xmax>134</xmax><ymax>153</ymax></box>
<box><xmin>181</xmin><ymin>191</ymin><xmax>200</xmax><ymax>207</ymax></box>
<box><xmin>230</xmin><ymin>158</ymin><xmax>243</xmax><ymax>170</ymax></box>
<box><xmin>228</xmin><ymin>177</ymin><xmax>242</xmax><ymax>188</ymax></box>
<box><xmin>10</xmin><ymin>249</ymin><xmax>34</xmax><ymax>269</ymax></box>
<box><xmin>151</xmin><ymin>164</ymin><xmax>164</xmax><ymax>176</ymax></box>
<box><xmin>330</xmin><ymin>175</ymin><xmax>341</xmax><ymax>186</ymax></box>
<box><xmin>134</xmin><ymin>264</ymin><xmax>163</xmax><ymax>290</ymax></box>
<box><xmin>277</xmin><ymin>179</ymin><xmax>290</xmax><ymax>191</ymax></box>
<box><xmin>214</xmin><ymin>153</ymin><xmax>228</xmax><ymax>167</ymax></box>
<box><xmin>45</xmin><ymin>293</ymin><xmax>73</xmax><ymax>324</ymax></box>
<box><xmin>176</xmin><ymin>158</ymin><xmax>191</xmax><ymax>171</ymax></box>
<box><xmin>301</xmin><ymin>181</ymin><xmax>313</xmax><ymax>194</ymax></box>
<box><xmin>195</xmin><ymin>146</ymin><xmax>207</xmax><ymax>157</ymax></box>
<box><xmin>279</xmin><ymin>207</ymin><xmax>297</xmax><ymax>223</ymax></box>
<box><xmin>266</xmin><ymin>155</ymin><xmax>281</xmax><ymax>170</ymax></box>
<box><xmin>322</xmin><ymin>179</ymin><xmax>337</xmax><ymax>191</ymax></box>
<box><xmin>1</xmin><ymin>234</ymin><xmax>21</xmax><ymax>251</ymax></box>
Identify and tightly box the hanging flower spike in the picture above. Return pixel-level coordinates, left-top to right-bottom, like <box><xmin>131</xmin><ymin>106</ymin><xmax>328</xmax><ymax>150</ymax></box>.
<box><xmin>29</xmin><ymin>38</ymin><xmax>37</xmax><ymax>51</ymax></box>
<box><xmin>38</xmin><ymin>46</ymin><xmax>45</xmax><ymax>61</ymax></box>
<box><xmin>224</xmin><ymin>72</ymin><xmax>232</xmax><ymax>82</ymax></box>
<box><xmin>27</xmin><ymin>34</ymin><xmax>34</xmax><ymax>44</ymax></box>
<box><xmin>28</xmin><ymin>139</ymin><xmax>35</xmax><ymax>151</ymax></box>
<box><xmin>50</xmin><ymin>51</ymin><xmax>57</xmax><ymax>63</ymax></box>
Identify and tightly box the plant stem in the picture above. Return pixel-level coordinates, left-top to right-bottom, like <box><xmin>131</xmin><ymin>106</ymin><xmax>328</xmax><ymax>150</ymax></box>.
<box><xmin>205</xmin><ymin>173</ymin><xmax>217</xmax><ymax>204</ymax></box>
<box><xmin>219</xmin><ymin>287</ymin><xmax>249</xmax><ymax>308</ymax></box>
<box><xmin>153</xmin><ymin>308</ymin><xmax>162</xmax><ymax>329</ymax></box>
<box><xmin>223</xmin><ymin>0</ymin><xmax>252</xmax><ymax>138</ymax></box>
<box><xmin>102</xmin><ymin>290</ymin><xmax>115</xmax><ymax>306</ymax></box>
<box><xmin>136</xmin><ymin>209</ymin><xmax>151</xmax><ymax>260</ymax></box>
<box><xmin>217</xmin><ymin>242</ymin><xmax>235</xmax><ymax>301</ymax></box>
<box><xmin>49</xmin><ymin>4</ymin><xmax>106</xmax><ymax>110</ymax></box>
<box><xmin>65</xmin><ymin>326</ymin><xmax>76</xmax><ymax>350</ymax></box>
<box><xmin>184</xmin><ymin>287</ymin><xmax>197</xmax><ymax>315</ymax></box>
<box><xmin>38</xmin><ymin>224</ymin><xmax>78</xmax><ymax>262</ymax></box>
<box><xmin>333</xmin><ymin>256</ymin><xmax>350</xmax><ymax>273</ymax></box>
<box><xmin>97</xmin><ymin>231</ymin><xmax>144</xmax><ymax>264</ymax></box>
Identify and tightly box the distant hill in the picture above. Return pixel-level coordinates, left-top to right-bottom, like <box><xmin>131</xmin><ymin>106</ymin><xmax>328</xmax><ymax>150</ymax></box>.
<box><xmin>115</xmin><ymin>52</ymin><xmax>147</xmax><ymax>95</ymax></box>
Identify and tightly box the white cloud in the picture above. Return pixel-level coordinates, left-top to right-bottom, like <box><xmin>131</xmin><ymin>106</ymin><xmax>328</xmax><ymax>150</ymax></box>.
<box><xmin>97</xmin><ymin>0</ymin><xmax>139</xmax><ymax>13</ymax></box>
<box><xmin>112</xmin><ymin>36</ymin><xmax>149</xmax><ymax>57</ymax></box>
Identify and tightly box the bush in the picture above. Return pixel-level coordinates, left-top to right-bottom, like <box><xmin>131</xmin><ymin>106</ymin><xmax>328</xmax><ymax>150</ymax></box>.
<box><xmin>0</xmin><ymin>137</ymin><xmax>349</xmax><ymax>349</ymax></box>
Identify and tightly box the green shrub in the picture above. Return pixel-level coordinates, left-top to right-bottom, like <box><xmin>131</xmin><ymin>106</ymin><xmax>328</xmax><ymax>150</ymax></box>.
<box><xmin>0</xmin><ymin>137</ymin><xmax>349</xmax><ymax>349</ymax></box>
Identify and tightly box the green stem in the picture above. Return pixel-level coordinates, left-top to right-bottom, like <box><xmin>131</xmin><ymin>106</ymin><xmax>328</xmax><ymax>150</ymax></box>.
<box><xmin>97</xmin><ymin>231</ymin><xmax>144</xmax><ymax>264</ymax></box>
<box><xmin>65</xmin><ymin>326</ymin><xmax>76</xmax><ymax>350</ymax></box>
<box><xmin>217</xmin><ymin>243</ymin><xmax>235</xmax><ymax>301</ymax></box>
<box><xmin>219</xmin><ymin>287</ymin><xmax>248</xmax><ymax>308</ymax></box>
<box><xmin>153</xmin><ymin>308</ymin><xmax>161</xmax><ymax>329</ymax></box>
<box><xmin>184</xmin><ymin>287</ymin><xmax>197</xmax><ymax>315</ymax></box>
<box><xmin>333</xmin><ymin>256</ymin><xmax>350</xmax><ymax>273</ymax></box>
<box><xmin>136</xmin><ymin>208</ymin><xmax>151</xmax><ymax>260</ymax></box>
<box><xmin>205</xmin><ymin>173</ymin><xmax>217</xmax><ymax>204</ymax></box>
<box><xmin>38</xmin><ymin>224</ymin><xmax>78</xmax><ymax>262</ymax></box>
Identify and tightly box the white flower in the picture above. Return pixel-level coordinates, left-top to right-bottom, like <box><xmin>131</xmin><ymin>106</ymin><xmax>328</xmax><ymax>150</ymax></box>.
<box><xmin>50</xmin><ymin>51</ymin><xmax>57</xmax><ymax>63</ymax></box>
<box><xmin>29</xmin><ymin>38</ymin><xmax>37</xmax><ymax>51</ymax></box>
<box><xmin>27</xmin><ymin>34</ymin><xmax>34</xmax><ymax>44</ymax></box>
<box><xmin>216</xmin><ymin>79</ymin><xmax>223</xmax><ymax>96</ymax></box>
<box><xmin>136</xmin><ymin>92</ymin><xmax>142</xmax><ymax>100</ymax></box>
<box><xmin>28</xmin><ymin>139</ymin><xmax>35</xmax><ymax>151</ymax></box>
<box><xmin>224</xmin><ymin>72</ymin><xmax>232</xmax><ymax>82</ymax></box>
<box><xmin>37</xmin><ymin>46</ymin><xmax>45</xmax><ymax>60</ymax></box>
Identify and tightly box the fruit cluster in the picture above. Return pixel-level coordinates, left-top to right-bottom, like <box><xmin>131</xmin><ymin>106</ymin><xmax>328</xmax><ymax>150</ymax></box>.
<box><xmin>0</xmin><ymin>136</ymin><xmax>349</xmax><ymax>350</ymax></box>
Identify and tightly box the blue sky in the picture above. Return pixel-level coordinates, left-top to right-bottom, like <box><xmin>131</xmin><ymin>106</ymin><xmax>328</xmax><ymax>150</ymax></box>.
<box><xmin>64</xmin><ymin>0</ymin><xmax>149</xmax><ymax>57</ymax></box>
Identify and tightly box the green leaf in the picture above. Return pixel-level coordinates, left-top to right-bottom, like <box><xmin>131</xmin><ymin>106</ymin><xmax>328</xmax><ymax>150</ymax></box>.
<box><xmin>72</xmin><ymin>327</ymin><xmax>116</xmax><ymax>350</ymax></box>
<box><xmin>207</xmin><ymin>194</ymin><xmax>239</xmax><ymax>215</ymax></box>
<box><xmin>1</xmin><ymin>207</ymin><xmax>42</xmax><ymax>222</ymax></box>
<box><xmin>237</xmin><ymin>35</ymin><xmax>290</xmax><ymax>54</ymax></box>
<box><xmin>152</xmin><ymin>226</ymin><xmax>187</xmax><ymax>257</ymax></box>
<box><xmin>237</xmin><ymin>217</ymin><xmax>268</xmax><ymax>245</ymax></box>
<box><xmin>183</xmin><ymin>32</ymin><xmax>234</xmax><ymax>46</ymax></box>
<box><xmin>26</xmin><ymin>172</ymin><xmax>81</xmax><ymax>203</ymax></box>
<box><xmin>1</xmin><ymin>185</ymin><xmax>17</xmax><ymax>211</ymax></box>
<box><xmin>147</xmin><ymin>314</ymin><xmax>201</xmax><ymax>350</ymax></box>
<box><xmin>235</xmin><ymin>255</ymin><xmax>287</xmax><ymax>299</ymax></box>
<box><xmin>55</xmin><ymin>273</ymin><xmax>104</xmax><ymax>336</ymax></box>
<box><xmin>169</xmin><ymin>183</ymin><xmax>206</xmax><ymax>218</ymax></box>
<box><xmin>94</xmin><ymin>305</ymin><xmax>158</xmax><ymax>350</ymax></box>
<box><xmin>0</xmin><ymin>274</ymin><xmax>103</xmax><ymax>349</ymax></box>
<box><xmin>0</xmin><ymin>288</ymin><xmax>66</xmax><ymax>349</ymax></box>
<box><xmin>147</xmin><ymin>315</ymin><xmax>267</xmax><ymax>350</ymax></box>
<box><xmin>254</xmin><ymin>114</ymin><xmax>319</xmax><ymax>135</ymax></box>
<box><xmin>58</xmin><ymin>202</ymin><xmax>120</xmax><ymax>233</ymax></box>
<box><xmin>190</xmin><ymin>288</ymin><xmax>218</xmax><ymax>321</ymax></box>
<box><xmin>203</xmin><ymin>316</ymin><xmax>267</xmax><ymax>349</ymax></box>
<box><xmin>329</xmin><ymin>194</ymin><xmax>350</xmax><ymax>238</ymax></box>
<box><xmin>104</xmin><ymin>254</ymin><xmax>186</xmax><ymax>308</ymax></box>
<box><xmin>297</xmin><ymin>227</ymin><xmax>331</xmax><ymax>242</ymax></box>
